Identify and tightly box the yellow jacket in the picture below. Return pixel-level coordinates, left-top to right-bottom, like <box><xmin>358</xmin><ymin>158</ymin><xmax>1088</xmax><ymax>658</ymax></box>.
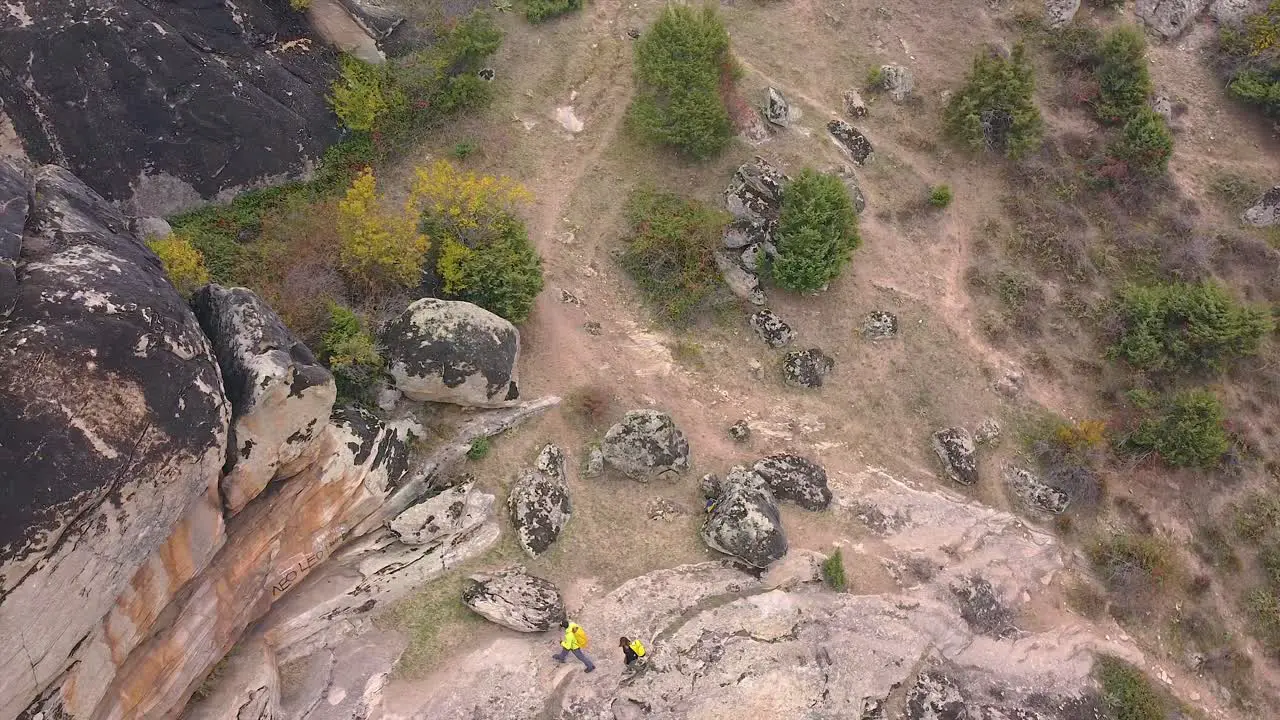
<box><xmin>561</xmin><ymin>622</ymin><xmax>584</xmax><ymax>650</ymax></box>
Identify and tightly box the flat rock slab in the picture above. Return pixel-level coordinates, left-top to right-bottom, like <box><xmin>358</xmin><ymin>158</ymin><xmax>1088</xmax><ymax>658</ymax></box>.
<box><xmin>462</xmin><ymin>566</ymin><xmax>565</xmax><ymax>632</ymax></box>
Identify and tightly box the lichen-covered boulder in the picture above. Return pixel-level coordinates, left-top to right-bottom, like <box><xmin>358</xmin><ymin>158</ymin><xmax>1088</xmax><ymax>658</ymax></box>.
<box><xmin>193</xmin><ymin>284</ymin><xmax>336</xmax><ymax>515</ymax></box>
<box><xmin>724</xmin><ymin>156</ymin><xmax>788</xmax><ymax>247</ymax></box>
<box><xmin>783</xmin><ymin>348</ymin><xmax>834</xmax><ymax>388</ymax></box>
<box><xmin>749</xmin><ymin>308</ymin><xmax>795</xmax><ymax>348</ymax></box>
<box><xmin>1003</xmin><ymin>466</ymin><xmax>1070</xmax><ymax>515</ymax></box>
<box><xmin>879</xmin><ymin>64</ymin><xmax>914</xmax><ymax>102</ymax></box>
<box><xmin>728</xmin><ymin>420</ymin><xmax>751</xmax><ymax>443</ymax></box>
<box><xmin>863</xmin><ymin>310</ymin><xmax>898</xmax><ymax>340</ymax></box>
<box><xmin>765</xmin><ymin>87</ymin><xmax>789</xmax><ymax>127</ymax></box>
<box><xmin>932</xmin><ymin>427</ymin><xmax>978</xmax><ymax>486</ymax></box>
<box><xmin>462</xmin><ymin>567</ymin><xmax>566</xmax><ymax>632</ymax></box>
<box><xmin>508</xmin><ymin>444</ymin><xmax>572</xmax><ymax>557</ymax></box>
<box><xmin>0</xmin><ymin>163</ymin><xmax>229</xmax><ymax>719</ymax></box>
<box><xmin>828</xmin><ymin>120</ymin><xmax>874</xmax><ymax>165</ymax></box>
<box><xmin>701</xmin><ymin>467</ymin><xmax>788</xmax><ymax>568</ymax></box>
<box><xmin>0</xmin><ymin>0</ymin><xmax>341</xmax><ymax>216</ymax></box>
<box><xmin>382</xmin><ymin>298</ymin><xmax>520</xmax><ymax>407</ymax></box>
<box><xmin>1045</xmin><ymin>0</ymin><xmax>1081</xmax><ymax>27</ymax></box>
<box><xmin>715</xmin><ymin>252</ymin><xmax>766</xmax><ymax>305</ymax></box>
<box><xmin>1137</xmin><ymin>0</ymin><xmax>1212</xmax><ymax>38</ymax></box>
<box><xmin>601</xmin><ymin>410</ymin><xmax>691</xmax><ymax>481</ymax></box>
<box><xmin>1243</xmin><ymin>186</ymin><xmax>1280</xmax><ymax>227</ymax></box>
<box><xmin>752</xmin><ymin>453</ymin><xmax>832</xmax><ymax>510</ymax></box>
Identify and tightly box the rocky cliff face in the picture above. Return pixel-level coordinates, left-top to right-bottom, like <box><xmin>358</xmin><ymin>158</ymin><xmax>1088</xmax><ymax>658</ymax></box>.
<box><xmin>0</xmin><ymin>0</ymin><xmax>342</xmax><ymax>216</ymax></box>
<box><xmin>0</xmin><ymin>160</ymin><xmax>555</xmax><ymax>719</ymax></box>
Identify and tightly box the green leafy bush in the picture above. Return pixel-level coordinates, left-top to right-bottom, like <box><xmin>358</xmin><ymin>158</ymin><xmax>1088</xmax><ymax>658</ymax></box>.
<box><xmin>769</xmin><ymin>169</ymin><xmax>861</xmax><ymax>292</ymax></box>
<box><xmin>1128</xmin><ymin>389</ymin><xmax>1229</xmax><ymax>468</ymax></box>
<box><xmin>467</xmin><ymin>437</ymin><xmax>491</xmax><ymax>460</ymax></box>
<box><xmin>1109</xmin><ymin>281</ymin><xmax>1273</xmax><ymax>374</ymax></box>
<box><xmin>942</xmin><ymin>44</ymin><xmax>1044</xmax><ymax>158</ymax></box>
<box><xmin>1095</xmin><ymin>26</ymin><xmax>1154</xmax><ymax>124</ymax></box>
<box><xmin>329</xmin><ymin>12</ymin><xmax>502</xmax><ymax>149</ymax></box>
<box><xmin>628</xmin><ymin>5</ymin><xmax>733</xmax><ymax>159</ymax></box>
<box><xmin>1094</xmin><ymin>655</ymin><xmax>1169</xmax><ymax>720</ymax></box>
<box><xmin>521</xmin><ymin>0</ymin><xmax>583</xmax><ymax>22</ymax></box>
<box><xmin>928</xmin><ymin>185</ymin><xmax>954</xmax><ymax>208</ymax></box>
<box><xmin>822</xmin><ymin>549</ymin><xmax>847</xmax><ymax>590</ymax></box>
<box><xmin>437</xmin><ymin>221</ymin><xmax>545</xmax><ymax>324</ymax></box>
<box><xmin>1105</xmin><ymin>107</ymin><xmax>1173</xmax><ymax>178</ymax></box>
<box><xmin>620</xmin><ymin>189</ymin><xmax>727</xmax><ymax>326</ymax></box>
<box><xmin>320</xmin><ymin>304</ymin><xmax>384</xmax><ymax>405</ymax></box>
<box><xmin>1217</xmin><ymin>1</ymin><xmax>1280</xmax><ymax>117</ymax></box>
<box><xmin>1089</xmin><ymin>533</ymin><xmax>1182</xmax><ymax>591</ymax></box>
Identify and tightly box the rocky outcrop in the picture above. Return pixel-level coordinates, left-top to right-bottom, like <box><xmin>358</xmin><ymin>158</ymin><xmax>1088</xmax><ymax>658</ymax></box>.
<box><xmin>181</xmin><ymin>635</ymin><xmax>280</xmax><ymax>720</ymax></box>
<box><xmin>765</xmin><ymin>87</ymin><xmax>789</xmax><ymax>127</ymax></box>
<box><xmin>382</xmin><ymin>298</ymin><xmax>521</xmax><ymax>407</ymax></box>
<box><xmin>0</xmin><ymin>158</ymin><xmax>23</xmax><ymax>315</ymax></box>
<box><xmin>462</xmin><ymin>567</ymin><xmax>566</xmax><ymax>632</ymax></box>
<box><xmin>390</xmin><ymin>481</ymin><xmax>495</xmax><ymax>546</ymax></box>
<box><xmin>1045</xmin><ymin>0</ymin><xmax>1081</xmax><ymax>27</ymax></box>
<box><xmin>1004</xmin><ymin>466</ymin><xmax>1071</xmax><ymax>515</ymax></box>
<box><xmin>783</xmin><ymin>348</ymin><xmax>834</xmax><ymax>388</ymax></box>
<box><xmin>508</xmin><ymin>444</ymin><xmax>572</xmax><ymax>557</ymax></box>
<box><xmin>932</xmin><ymin>427</ymin><xmax>979</xmax><ymax>486</ymax></box>
<box><xmin>0</xmin><ymin>0</ymin><xmax>341</xmax><ymax>215</ymax></box>
<box><xmin>193</xmin><ymin>284</ymin><xmax>336</xmax><ymax>515</ymax></box>
<box><xmin>828</xmin><ymin>120</ymin><xmax>874</xmax><ymax>165</ymax></box>
<box><xmin>702</xmin><ymin>467</ymin><xmax>788</xmax><ymax>567</ymax></box>
<box><xmin>0</xmin><ymin>163</ymin><xmax>229</xmax><ymax>720</ymax></box>
<box><xmin>1137</xmin><ymin>0</ymin><xmax>1213</xmax><ymax>38</ymax></box>
<box><xmin>601</xmin><ymin>410</ymin><xmax>691</xmax><ymax>480</ymax></box>
<box><xmin>1243</xmin><ymin>186</ymin><xmax>1280</xmax><ymax>227</ymax></box>
<box><xmin>749</xmin><ymin>308</ymin><xmax>795</xmax><ymax>348</ymax></box>
<box><xmin>753</xmin><ymin>453</ymin><xmax>832</xmax><ymax>510</ymax></box>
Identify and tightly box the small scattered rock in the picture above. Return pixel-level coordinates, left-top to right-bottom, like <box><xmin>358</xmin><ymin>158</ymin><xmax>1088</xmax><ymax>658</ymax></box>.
<box><xmin>560</xmin><ymin>288</ymin><xmax>582</xmax><ymax>305</ymax></box>
<box><xmin>508</xmin><ymin>444</ymin><xmax>572</xmax><ymax>557</ymax></box>
<box><xmin>879</xmin><ymin>64</ymin><xmax>914</xmax><ymax>102</ymax></box>
<box><xmin>131</xmin><ymin>216</ymin><xmax>173</xmax><ymax>240</ymax></box>
<box><xmin>1137</xmin><ymin>0</ymin><xmax>1211</xmax><ymax>39</ymax></box>
<box><xmin>747</xmin><ymin>358</ymin><xmax>764</xmax><ymax>379</ymax></box>
<box><xmin>862</xmin><ymin>311</ymin><xmax>898</xmax><ymax>340</ymax></box>
<box><xmin>827</xmin><ymin>119</ymin><xmax>874</xmax><ymax>165</ymax></box>
<box><xmin>699</xmin><ymin>472</ymin><xmax>722</xmax><ymax>499</ymax></box>
<box><xmin>783</xmin><ymin>348</ymin><xmax>834</xmax><ymax>388</ymax></box>
<box><xmin>1243</xmin><ymin>186</ymin><xmax>1280</xmax><ymax>227</ymax></box>
<box><xmin>749</xmin><ymin>308</ymin><xmax>795</xmax><ymax>348</ymax></box>
<box><xmin>1044</xmin><ymin>0</ymin><xmax>1080</xmax><ymax>28</ymax></box>
<box><xmin>728</xmin><ymin>419</ymin><xmax>751</xmax><ymax>442</ymax></box>
<box><xmin>752</xmin><ymin>453</ymin><xmax>832</xmax><ymax>510</ymax></box>
<box><xmin>645</xmin><ymin>496</ymin><xmax>686</xmax><ymax>521</ymax></box>
<box><xmin>701</xmin><ymin>467</ymin><xmax>788</xmax><ymax>568</ymax></box>
<box><xmin>584</xmin><ymin>446</ymin><xmax>604</xmax><ymax>478</ymax></box>
<box><xmin>765</xmin><ymin>87</ymin><xmax>789</xmax><ymax>127</ymax></box>
<box><xmin>583</xmin><ymin>321</ymin><xmax>602</xmax><ymax>336</ymax></box>
<box><xmin>626</xmin><ymin>27</ymin><xmax>640</xmax><ymax>39</ymax></box>
<box><xmin>462</xmin><ymin>566</ymin><xmax>565</xmax><ymax>632</ymax></box>
<box><xmin>1152</xmin><ymin>94</ymin><xmax>1174</xmax><ymax>123</ymax></box>
<box><xmin>834</xmin><ymin>166</ymin><xmax>868</xmax><ymax>214</ymax></box>
<box><xmin>843</xmin><ymin>89</ymin><xmax>868</xmax><ymax>118</ymax></box>
<box><xmin>1003</xmin><ymin>466</ymin><xmax>1070</xmax><ymax>515</ymax></box>
<box><xmin>478</xmin><ymin>68</ymin><xmax>496</xmax><ymax>81</ymax></box>
<box><xmin>932</xmin><ymin>427</ymin><xmax>978</xmax><ymax>486</ymax></box>
<box><xmin>714</xmin><ymin>252</ymin><xmax>766</xmax><ymax>305</ymax></box>
<box><xmin>376</xmin><ymin>385</ymin><xmax>401</xmax><ymax>412</ymax></box>
<box><xmin>992</xmin><ymin>369</ymin><xmax>1024</xmax><ymax>398</ymax></box>
<box><xmin>974</xmin><ymin>419</ymin><xmax>1001</xmax><ymax>446</ymax></box>
<box><xmin>601</xmin><ymin>409</ymin><xmax>691</xmax><ymax>481</ymax></box>
<box><xmin>554</xmin><ymin>106</ymin><xmax>584</xmax><ymax>133</ymax></box>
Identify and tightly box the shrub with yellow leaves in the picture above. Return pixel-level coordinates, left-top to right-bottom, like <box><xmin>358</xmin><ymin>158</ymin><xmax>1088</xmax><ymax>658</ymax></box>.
<box><xmin>408</xmin><ymin>160</ymin><xmax>532</xmax><ymax>243</ymax></box>
<box><xmin>147</xmin><ymin>233</ymin><xmax>210</xmax><ymax>297</ymax></box>
<box><xmin>337</xmin><ymin>169</ymin><xmax>429</xmax><ymax>296</ymax></box>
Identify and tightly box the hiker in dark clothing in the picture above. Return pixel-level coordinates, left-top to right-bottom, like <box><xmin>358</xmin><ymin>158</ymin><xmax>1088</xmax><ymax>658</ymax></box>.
<box><xmin>619</xmin><ymin>636</ymin><xmax>646</xmax><ymax>666</ymax></box>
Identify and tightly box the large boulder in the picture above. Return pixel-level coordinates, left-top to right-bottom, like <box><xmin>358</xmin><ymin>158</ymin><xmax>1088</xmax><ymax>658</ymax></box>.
<box><xmin>765</xmin><ymin>87</ymin><xmax>789</xmax><ymax>127</ymax></box>
<box><xmin>1243</xmin><ymin>186</ymin><xmax>1280</xmax><ymax>227</ymax></box>
<box><xmin>1003</xmin><ymin>466</ymin><xmax>1070</xmax><ymax>515</ymax></box>
<box><xmin>752</xmin><ymin>454</ymin><xmax>832</xmax><ymax>511</ymax></box>
<box><xmin>932</xmin><ymin>427</ymin><xmax>978</xmax><ymax>486</ymax></box>
<box><xmin>1045</xmin><ymin>0</ymin><xmax>1081</xmax><ymax>27</ymax></box>
<box><xmin>193</xmin><ymin>284</ymin><xmax>336</xmax><ymax>515</ymax></box>
<box><xmin>462</xmin><ymin>567</ymin><xmax>566</xmax><ymax>632</ymax></box>
<box><xmin>783</xmin><ymin>348</ymin><xmax>834</xmax><ymax>388</ymax></box>
<box><xmin>382</xmin><ymin>298</ymin><xmax>521</xmax><ymax>407</ymax></box>
<box><xmin>879</xmin><ymin>64</ymin><xmax>914</xmax><ymax>102</ymax></box>
<box><xmin>828</xmin><ymin>120</ymin><xmax>874</xmax><ymax>165</ymax></box>
<box><xmin>0</xmin><ymin>163</ymin><xmax>229</xmax><ymax>719</ymax></box>
<box><xmin>601</xmin><ymin>410</ymin><xmax>691</xmax><ymax>481</ymax></box>
<box><xmin>508</xmin><ymin>444</ymin><xmax>572</xmax><ymax>557</ymax></box>
<box><xmin>749</xmin><ymin>308</ymin><xmax>795</xmax><ymax>348</ymax></box>
<box><xmin>0</xmin><ymin>0</ymin><xmax>341</xmax><ymax>216</ymax></box>
<box><xmin>1137</xmin><ymin>0</ymin><xmax>1213</xmax><ymax>38</ymax></box>
<box><xmin>701</xmin><ymin>467</ymin><xmax>788</xmax><ymax>568</ymax></box>
<box><xmin>724</xmin><ymin>157</ymin><xmax>788</xmax><ymax>247</ymax></box>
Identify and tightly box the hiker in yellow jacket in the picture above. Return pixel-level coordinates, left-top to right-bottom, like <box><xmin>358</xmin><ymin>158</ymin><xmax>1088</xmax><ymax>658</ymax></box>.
<box><xmin>552</xmin><ymin>619</ymin><xmax>596</xmax><ymax>673</ymax></box>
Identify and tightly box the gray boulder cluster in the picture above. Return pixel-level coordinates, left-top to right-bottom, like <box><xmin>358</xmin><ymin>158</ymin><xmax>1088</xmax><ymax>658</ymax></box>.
<box><xmin>701</xmin><ymin>453</ymin><xmax>832</xmax><ymax>567</ymax></box>
<box><xmin>719</xmin><ymin>157</ymin><xmax>788</xmax><ymax>305</ymax></box>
